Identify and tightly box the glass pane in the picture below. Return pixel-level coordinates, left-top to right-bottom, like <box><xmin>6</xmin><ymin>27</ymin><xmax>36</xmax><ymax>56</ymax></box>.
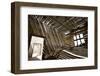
<box><xmin>77</xmin><ymin>40</ymin><xmax>81</xmax><ymax>45</ymax></box>
<box><xmin>80</xmin><ymin>33</ymin><xmax>83</xmax><ymax>38</ymax></box>
<box><xmin>32</xmin><ymin>43</ymin><xmax>42</xmax><ymax>57</ymax></box>
<box><xmin>74</xmin><ymin>41</ymin><xmax>77</xmax><ymax>46</ymax></box>
<box><xmin>81</xmin><ymin>39</ymin><xmax>85</xmax><ymax>43</ymax></box>
<box><xmin>73</xmin><ymin>36</ymin><xmax>76</xmax><ymax>40</ymax></box>
<box><xmin>77</xmin><ymin>35</ymin><xmax>79</xmax><ymax>39</ymax></box>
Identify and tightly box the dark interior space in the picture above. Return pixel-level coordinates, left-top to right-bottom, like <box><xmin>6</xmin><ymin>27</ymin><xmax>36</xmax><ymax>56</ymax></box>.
<box><xmin>28</xmin><ymin>15</ymin><xmax>88</xmax><ymax>60</ymax></box>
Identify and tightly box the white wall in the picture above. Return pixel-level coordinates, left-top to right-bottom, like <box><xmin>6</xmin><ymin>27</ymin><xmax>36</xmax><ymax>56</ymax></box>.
<box><xmin>0</xmin><ymin>0</ymin><xmax>100</xmax><ymax>76</ymax></box>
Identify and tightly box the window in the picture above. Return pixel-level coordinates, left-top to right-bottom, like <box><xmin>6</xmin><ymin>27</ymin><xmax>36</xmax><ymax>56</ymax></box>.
<box><xmin>28</xmin><ymin>36</ymin><xmax>44</xmax><ymax>60</ymax></box>
<box><xmin>32</xmin><ymin>43</ymin><xmax>42</xmax><ymax>57</ymax></box>
<box><xmin>73</xmin><ymin>33</ymin><xmax>85</xmax><ymax>46</ymax></box>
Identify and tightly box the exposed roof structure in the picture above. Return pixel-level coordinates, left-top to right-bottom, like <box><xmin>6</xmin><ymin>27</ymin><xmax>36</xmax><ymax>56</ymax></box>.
<box><xmin>28</xmin><ymin>15</ymin><xmax>88</xmax><ymax>60</ymax></box>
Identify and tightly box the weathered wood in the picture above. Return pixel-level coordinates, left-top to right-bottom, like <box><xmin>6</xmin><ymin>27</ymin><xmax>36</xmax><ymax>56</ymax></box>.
<box><xmin>28</xmin><ymin>15</ymin><xmax>88</xmax><ymax>59</ymax></box>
